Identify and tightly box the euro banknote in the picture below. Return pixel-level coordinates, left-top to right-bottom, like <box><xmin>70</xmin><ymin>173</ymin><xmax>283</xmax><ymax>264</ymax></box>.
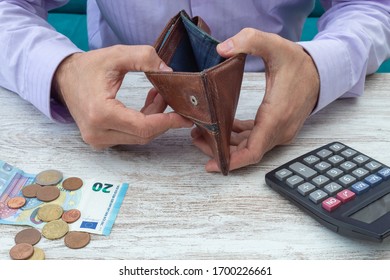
<box><xmin>0</xmin><ymin>160</ymin><xmax>129</xmax><ymax>235</ymax></box>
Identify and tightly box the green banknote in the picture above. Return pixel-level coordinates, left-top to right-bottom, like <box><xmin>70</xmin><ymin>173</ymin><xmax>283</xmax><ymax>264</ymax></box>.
<box><xmin>0</xmin><ymin>160</ymin><xmax>128</xmax><ymax>235</ymax></box>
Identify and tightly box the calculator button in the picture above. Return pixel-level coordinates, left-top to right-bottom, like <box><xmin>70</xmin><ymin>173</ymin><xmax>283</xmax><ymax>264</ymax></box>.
<box><xmin>322</xmin><ymin>197</ymin><xmax>342</xmax><ymax>212</ymax></box>
<box><xmin>352</xmin><ymin>168</ymin><xmax>369</xmax><ymax>180</ymax></box>
<box><xmin>353</xmin><ymin>155</ymin><xmax>370</xmax><ymax>166</ymax></box>
<box><xmin>275</xmin><ymin>168</ymin><xmax>292</xmax><ymax>181</ymax></box>
<box><xmin>339</xmin><ymin>161</ymin><xmax>357</xmax><ymax>172</ymax></box>
<box><xmin>297</xmin><ymin>182</ymin><xmax>316</xmax><ymax>196</ymax></box>
<box><xmin>336</xmin><ymin>189</ymin><xmax>356</xmax><ymax>203</ymax></box>
<box><xmin>341</xmin><ymin>148</ymin><xmax>357</xmax><ymax>159</ymax></box>
<box><xmin>303</xmin><ymin>155</ymin><xmax>320</xmax><ymax>166</ymax></box>
<box><xmin>314</xmin><ymin>161</ymin><xmax>332</xmax><ymax>173</ymax></box>
<box><xmin>378</xmin><ymin>167</ymin><xmax>390</xmax><ymax>180</ymax></box>
<box><xmin>309</xmin><ymin>190</ymin><xmax>328</xmax><ymax>204</ymax></box>
<box><xmin>329</xmin><ymin>143</ymin><xmax>345</xmax><ymax>153</ymax></box>
<box><xmin>351</xmin><ymin>181</ymin><xmax>370</xmax><ymax>195</ymax></box>
<box><xmin>289</xmin><ymin>162</ymin><xmax>317</xmax><ymax>180</ymax></box>
<box><xmin>364</xmin><ymin>174</ymin><xmax>382</xmax><ymax>187</ymax></box>
<box><xmin>338</xmin><ymin>175</ymin><xmax>357</xmax><ymax>187</ymax></box>
<box><xmin>326</xmin><ymin>168</ymin><xmax>344</xmax><ymax>180</ymax></box>
<box><xmin>364</xmin><ymin>161</ymin><xmax>382</xmax><ymax>172</ymax></box>
<box><xmin>316</xmin><ymin>149</ymin><xmax>333</xmax><ymax>159</ymax></box>
<box><xmin>312</xmin><ymin>175</ymin><xmax>330</xmax><ymax>188</ymax></box>
<box><xmin>323</xmin><ymin>182</ymin><xmax>343</xmax><ymax>196</ymax></box>
<box><xmin>327</xmin><ymin>155</ymin><xmax>345</xmax><ymax>166</ymax></box>
<box><xmin>286</xmin><ymin>175</ymin><xmax>304</xmax><ymax>188</ymax></box>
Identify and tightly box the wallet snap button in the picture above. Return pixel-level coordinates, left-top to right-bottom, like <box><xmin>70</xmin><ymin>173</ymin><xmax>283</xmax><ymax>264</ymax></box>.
<box><xmin>190</xmin><ymin>95</ymin><xmax>198</xmax><ymax>106</ymax></box>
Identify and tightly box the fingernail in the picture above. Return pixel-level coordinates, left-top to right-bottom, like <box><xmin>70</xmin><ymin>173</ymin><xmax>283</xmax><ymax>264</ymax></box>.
<box><xmin>218</xmin><ymin>39</ymin><xmax>234</xmax><ymax>53</ymax></box>
<box><xmin>159</xmin><ymin>61</ymin><xmax>172</xmax><ymax>72</ymax></box>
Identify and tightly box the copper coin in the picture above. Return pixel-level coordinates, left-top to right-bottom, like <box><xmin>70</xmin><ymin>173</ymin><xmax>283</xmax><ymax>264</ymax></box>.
<box><xmin>35</xmin><ymin>169</ymin><xmax>63</xmax><ymax>186</ymax></box>
<box><xmin>64</xmin><ymin>231</ymin><xmax>91</xmax><ymax>249</ymax></box>
<box><xmin>62</xmin><ymin>209</ymin><xmax>81</xmax><ymax>223</ymax></box>
<box><xmin>42</xmin><ymin>220</ymin><xmax>69</xmax><ymax>240</ymax></box>
<box><xmin>9</xmin><ymin>243</ymin><xmax>34</xmax><ymax>260</ymax></box>
<box><xmin>21</xmin><ymin>183</ymin><xmax>41</xmax><ymax>198</ymax></box>
<box><xmin>15</xmin><ymin>228</ymin><xmax>41</xmax><ymax>245</ymax></box>
<box><xmin>36</xmin><ymin>185</ymin><xmax>60</xmax><ymax>202</ymax></box>
<box><xmin>7</xmin><ymin>197</ymin><xmax>26</xmax><ymax>209</ymax></box>
<box><xmin>37</xmin><ymin>204</ymin><xmax>64</xmax><ymax>222</ymax></box>
<box><xmin>62</xmin><ymin>177</ymin><xmax>83</xmax><ymax>191</ymax></box>
<box><xmin>27</xmin><ymin>247</ymin><xmax>45</xmax><ymax>260</ymax></box>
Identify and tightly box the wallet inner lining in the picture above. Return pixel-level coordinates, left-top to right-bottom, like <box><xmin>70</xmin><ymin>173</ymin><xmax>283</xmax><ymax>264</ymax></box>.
<box><xmin>161</xmin><ymin>12</ymin><xmax>225</xmax><ymax>72</ymax></box>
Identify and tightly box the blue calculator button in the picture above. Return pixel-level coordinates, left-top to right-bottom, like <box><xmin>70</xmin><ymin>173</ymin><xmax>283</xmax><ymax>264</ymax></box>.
<box><xmin>378</xmin><ymin>167</ymin><xmax>390</xmax><ymax>180</ymax></box>
<box><xmin>364</xmin><ymin>174</ymin><xmax>383</xmax><ymax>187</ymax></box>
<box><xmin>351</xmin><ymin>181</ymin><xmax>370</xmax><ymax>195</ymax></box>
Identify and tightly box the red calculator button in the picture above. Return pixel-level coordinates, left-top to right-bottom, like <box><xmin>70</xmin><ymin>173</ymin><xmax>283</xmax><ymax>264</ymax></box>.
<box><xmin>336</xmin><ymin>189</ymin><xmax>356</xmax><ymax>203</ymax></box>
<box><xmin>322</xmin><ymin>197</ymin><xmax>342</xmax><ymax>212</ymax></box>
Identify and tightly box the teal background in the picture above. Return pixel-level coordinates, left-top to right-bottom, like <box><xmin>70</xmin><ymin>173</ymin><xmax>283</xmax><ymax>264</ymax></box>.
<box><xmin>47</xmin><ymin>0</ymin><xmax>390</xmax><ymax>72</ymax></box>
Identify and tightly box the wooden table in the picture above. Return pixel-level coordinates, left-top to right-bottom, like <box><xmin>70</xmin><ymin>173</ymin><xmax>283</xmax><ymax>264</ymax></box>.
<box><xmin>1</xmin><ymin>73</ymin><xmax>390</xmax><ymax>260</ymax></box>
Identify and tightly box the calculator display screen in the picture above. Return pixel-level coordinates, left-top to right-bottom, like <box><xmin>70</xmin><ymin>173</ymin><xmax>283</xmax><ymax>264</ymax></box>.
<box><xmin>350</xmin><ymin>193</ymin><xmax>390</xmax><ymax>224</ymax></box>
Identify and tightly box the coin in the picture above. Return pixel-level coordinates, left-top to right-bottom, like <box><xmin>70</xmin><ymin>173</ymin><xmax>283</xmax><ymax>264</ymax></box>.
<box><xmin>36</xmin><ymin>185</ymin><xmax>60</xmax><ymax>202</ymax></box>
<box><xmin>64</xmin><ymin>231</ymin><xmax>91</xmax><ymax>249</ymax></box>
<box><xmin>42</xmin><ymin>220</ymin><xmax>69</xmax><ymax>240</ymax></box>
<box><xmin>62</xmin><ymin>177</ymin><xmax>83</xmax><ymax>191</ymax></box>
<box><xmin>9</xmin><ymin>243</ymin><xmax>34</xmax><ymax>260</ymax></box>
<box><xmin>7</xmin><ymin>197</ymin><xmax>26</xmax><ymax>209</ymax></box>
<box><xmin>14</xmin><ymin>228</ymin><xmax>41</xmax><ymax>245</ymax></box>
<box><xmin>27</xmin><ymin>247</ymin><xmax>45</xmax><ymax>260</ymax></box>
<box><xmin>35</xmin><ymin>169</ymin><xmax>63</xmax><ymax>186</ymax></box>
<box><xmin>62</xmin><ymin>209</ymin><xmax>81</xmax><ymax>223</ymax></box>
<box><xmin>21</xmin><ymin>183</ymin><xmax>41</xmax><ymax>198</ymax></box>
<box><xmin>37</xmin><ymin>204</ymin><xmax>64</xmax><ymax>222</ymax></box>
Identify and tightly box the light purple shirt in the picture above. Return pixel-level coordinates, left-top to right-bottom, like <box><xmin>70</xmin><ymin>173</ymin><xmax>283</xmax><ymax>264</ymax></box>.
<box><xmin>0</xmin><ymin>0</ymin><xmax>389</xmax><ymax>122</ymax></box>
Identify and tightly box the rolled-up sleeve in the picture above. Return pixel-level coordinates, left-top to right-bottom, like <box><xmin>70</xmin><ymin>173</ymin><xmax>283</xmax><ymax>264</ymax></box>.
<box><xmin>0</xmin><ymin>0</ymin><xmax>82</xmax><ymax>122</ymax></box>
<box><xmin>298</xmin><ymin>0</ymin><xmax>390</xmax><ymax>114</ymax></box>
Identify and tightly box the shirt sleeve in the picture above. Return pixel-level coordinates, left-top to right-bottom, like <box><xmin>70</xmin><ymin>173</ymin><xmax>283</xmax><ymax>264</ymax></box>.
<box><xmin>0</xmin><ymin>0</ymin><xmax>83</xmax><ymax>122</ymax></box>
<box><xmin>298</xmin><ymin>0</ymin><xmax>390</xmax><ymax>114</ymax></box>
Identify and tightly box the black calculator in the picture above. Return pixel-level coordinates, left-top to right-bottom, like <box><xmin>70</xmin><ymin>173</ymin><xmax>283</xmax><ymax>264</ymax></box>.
<box><xmin>265</xmin><ymin>142</ymin><xmax>390</xmax><ymax>242</ymax></box>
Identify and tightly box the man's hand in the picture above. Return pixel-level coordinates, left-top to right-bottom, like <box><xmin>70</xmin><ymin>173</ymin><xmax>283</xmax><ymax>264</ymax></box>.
<box><xmin>53</xmin><ymin>45</ymin><xmax>193</xmax><ymax>149</ymax></box>
<box><xmin>192</xmin><ymin>28</ymin><xmax>320</xmax><ymax>173</ymax></box>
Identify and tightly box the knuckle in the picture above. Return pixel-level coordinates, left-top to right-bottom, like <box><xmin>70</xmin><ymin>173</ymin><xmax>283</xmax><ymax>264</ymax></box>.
<box><xmin>134</xmin><ymin>127</ymin><xmax>155</xmax><ymax>145</ymax></box>
<box><xmin>80</xmin><ymin>130</ymin><xmax>96</xmax><ymax>146</ymax></box>
<box><xmin>86</xmin><ymin>110</ymin><xmax>104</xmax><ymax>127</ymax></box>
<box><xmin>249</xmin><ymin>151</ymin><xmax>262</xmax><ymax>165</ymax></box>
<box><xmin>139</xmin><ymin>46</ymin><xmax>157</xmax><ymax>61</ymax></box>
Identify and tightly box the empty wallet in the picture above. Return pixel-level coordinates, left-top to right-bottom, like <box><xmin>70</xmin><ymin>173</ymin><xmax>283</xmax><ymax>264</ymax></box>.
<box><xmin>145</xmin><ymin>10</ymin><xmax>246</xmax><ymax>175</ymax></box>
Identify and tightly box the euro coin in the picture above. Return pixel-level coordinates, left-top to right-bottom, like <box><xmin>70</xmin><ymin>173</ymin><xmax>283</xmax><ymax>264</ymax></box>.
<box><xmin>62</xmin><ymin>177</ymin><xmax>83</xmax><ymax>191</ymax></box>
<box><xmin>35</xmin><ymin>169</ymin><xmax>63</xmax><ymax>186</ymax></box>
<box><xmin>7</xmin><ymin>197</ymin><xmax>26</xmax><ymax>209</ymax></box>
<box><xmin>42</xmin><ymin>220</ymin><xmax>69</xmax><ymax>240</ymax></box>
<box><xmin>15</xmin><ymin>228</ymin><xmax>41</xmax><ymax>245</ymax></box>
<box><xmin>64</xmin><ymin>231</ymin><xmax>91</xmax><ymax>249</ymax></box>
<box><xmin>62</xmin><ymin>209</ymin><xmax>81</xmax><ymax>223</ymax></box>
<box><xmin>37</xmin><ymin>204</ymin><xmax>64</xmax><ymax>222</ymax></box>
<box><xmin>27</xmin><ymin>247</ymin><xmax>45</xmax><ymax>260</ymax></box>
<box><xmin>9</xmin><ymin>243</ymin><xmax>34</xmax><ymax>260</ymax></box>
<box><xmin>36</xmin><ymin>185</ymin><xmax>60</xmax><ymax>202</ymax></box>
<box><xmin>21</xmin><ymin>183</ymin><xmax>41</xmax><ymax>198</ymax></box>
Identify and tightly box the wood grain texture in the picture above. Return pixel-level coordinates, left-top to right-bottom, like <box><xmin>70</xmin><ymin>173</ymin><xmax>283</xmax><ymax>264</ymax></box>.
<box><xmin>1</xmin><ymin>73</ymin><xmax>390</xmax><ymax>260</ymax></box>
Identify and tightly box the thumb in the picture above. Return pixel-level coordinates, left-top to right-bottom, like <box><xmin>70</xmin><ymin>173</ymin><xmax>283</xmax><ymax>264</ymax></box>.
<box><xmin>112</xmin><ymin>45</ymin><xmax>172</xmax><ymax>73</ymax></box>
<box><xmin>217</xmin><ymin>28</ymin><xmax>280</xmax><ymax>59</ymax></box>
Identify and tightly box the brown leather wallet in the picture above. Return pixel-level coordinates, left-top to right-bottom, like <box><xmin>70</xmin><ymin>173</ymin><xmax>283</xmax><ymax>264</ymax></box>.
<box><xmin>145</xmin><ymin>10</ymin><xmax>246</xmax><ymax>175</ymax></box>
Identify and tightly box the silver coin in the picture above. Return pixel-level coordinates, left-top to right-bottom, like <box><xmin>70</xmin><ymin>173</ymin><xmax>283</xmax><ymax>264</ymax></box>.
<box><xmin>35</xmin><ymin>169</ymin><xmax>63</xmax><ymax>186</ymax></box>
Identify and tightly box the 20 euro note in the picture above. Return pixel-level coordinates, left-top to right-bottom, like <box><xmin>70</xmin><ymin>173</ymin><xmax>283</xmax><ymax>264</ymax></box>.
<box><xmin>0</xmin><ymin>160</ymin><xmax>129</xmax><ymax>235</ymax></box>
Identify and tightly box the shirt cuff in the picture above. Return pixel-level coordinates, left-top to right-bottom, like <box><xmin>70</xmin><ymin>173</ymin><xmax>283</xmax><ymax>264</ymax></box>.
<box><xmin>24</xmin><ymin>37</ymin><xmax>82</xmax><ymax>123</ymax></box>
<box><xmin>298</xmin><ymin>39</ymin><xmax>364</xmax><ymax>114</ymax></box>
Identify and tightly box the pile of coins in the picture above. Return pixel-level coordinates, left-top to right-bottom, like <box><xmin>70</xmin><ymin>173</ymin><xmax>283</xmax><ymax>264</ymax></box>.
<box><xmin>7</xmin><ymin>170</ymin><xmax>91</xmax><ymax>260</ymax></box>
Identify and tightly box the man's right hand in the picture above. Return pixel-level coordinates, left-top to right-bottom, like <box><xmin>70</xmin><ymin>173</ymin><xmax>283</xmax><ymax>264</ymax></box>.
<box><xmin>53</xmin><ymin>45</ymin><xmax>193</xmax><ymax>149</ymax></box>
